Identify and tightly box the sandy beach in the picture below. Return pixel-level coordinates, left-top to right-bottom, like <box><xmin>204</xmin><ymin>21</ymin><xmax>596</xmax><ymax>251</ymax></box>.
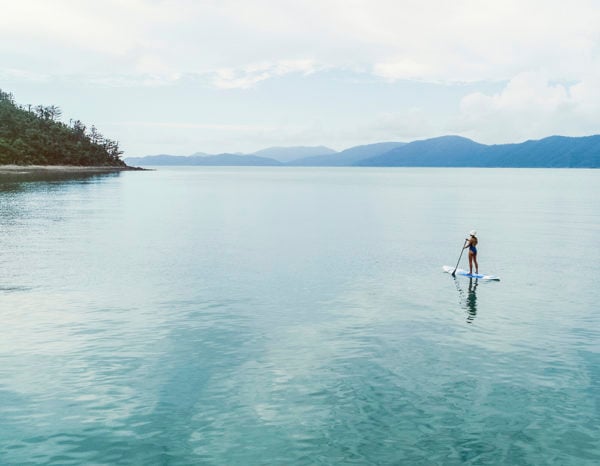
<box><xmin>0</xmin><ymin>165</ymin><xmax>145</xmax><ymax>174</ymax></box>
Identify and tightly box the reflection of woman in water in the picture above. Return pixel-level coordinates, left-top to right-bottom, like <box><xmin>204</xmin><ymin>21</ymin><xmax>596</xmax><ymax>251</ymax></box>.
<box><xmin>465</xmin><ymin>278</ymin><xmax>478</xmax><ymax>322</ymax></box>
<box><xmin>464</xmin><ymin>230</ymin><xmax>478</xmax><ymax>275</ymax></box>
<box><xmin>454</xmin><ymin>276</ymin><xmax>479</xmax><ymax>322</ymax></box>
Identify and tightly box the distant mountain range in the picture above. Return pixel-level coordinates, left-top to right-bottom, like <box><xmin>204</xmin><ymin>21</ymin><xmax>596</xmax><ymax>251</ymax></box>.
<box><xmin>125</xmin><ymin>135</ymin><xmax>600</xmax><ymax>168</ymax></box>
<box><xmin>124</xmin><ymin>153</ymin><xmax>282</xmax><ymax>166</ymax></box>
<box><xmin>287</xmin><ymin>142</ymin><xmax>406</xmax><ymax>166</ymax></box>
<box><xmin>252</xmin><ymin>145</ymin><xmax>336</xmax><ymax>162</ymax></box>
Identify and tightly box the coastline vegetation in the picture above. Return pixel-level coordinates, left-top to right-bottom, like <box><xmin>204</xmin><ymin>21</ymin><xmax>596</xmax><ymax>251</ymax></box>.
<box><xmin>0</xmin><ymin>89</ymin><xmax>126</xmax><ymax>167</ymax></box>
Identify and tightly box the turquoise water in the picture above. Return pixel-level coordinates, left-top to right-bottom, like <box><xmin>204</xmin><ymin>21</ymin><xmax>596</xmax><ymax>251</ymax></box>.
<box><xmin>0</xmin><ymin>167</ymin><xmax>598</xmax><ymax>465</ymax></box>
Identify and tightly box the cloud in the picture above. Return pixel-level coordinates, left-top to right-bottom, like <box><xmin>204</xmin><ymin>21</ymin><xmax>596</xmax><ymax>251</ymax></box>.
<box><xmin>373</xmin><ymin>60</ymin><xmax>432</xmax><ymax>81</ymax></box>
<box><xmin>211</xmin><ymin>59</ymin><xmax>318</xmax><ymax>89</ymax></box>
<box><xmin>0</xmin><ymin>0</ymin><xmax>187</xmax><ymax>75</ymax></box>
<box><xmin>2</xmin><ymin>0</ymin><xmax>599</xmax><ymax>85</ymax></box>
<box><xmin>453</xmin><ymin>71</ymin><xmax>600</xmax><ymax>142</ymax></box>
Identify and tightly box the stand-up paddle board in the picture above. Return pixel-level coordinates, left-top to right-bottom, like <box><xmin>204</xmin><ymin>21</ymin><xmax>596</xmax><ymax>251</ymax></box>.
<box><xmin>443</xmin><ymin>266</ymin><xmax>500</xmax><ymax>281</ymax></box>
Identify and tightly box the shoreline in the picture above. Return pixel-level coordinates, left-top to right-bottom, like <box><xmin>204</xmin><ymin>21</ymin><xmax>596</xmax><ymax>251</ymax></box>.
<box><xmin>0</xmin><ymin>165</ymin><xmax>146</xmax><ymax>174</ymax></box>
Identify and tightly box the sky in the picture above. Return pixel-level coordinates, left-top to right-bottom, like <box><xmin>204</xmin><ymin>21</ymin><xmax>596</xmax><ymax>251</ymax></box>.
<box><xmin>1</xmin><ymin>0</ymin><xmax>600</xmax><ymax>156</ymax></box>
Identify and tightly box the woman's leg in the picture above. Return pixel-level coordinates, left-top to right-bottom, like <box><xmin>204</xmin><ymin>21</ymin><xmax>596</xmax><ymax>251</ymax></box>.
<box><xmin>468</xmin><ymin>252</ymin><xmax>474</xmax><ymax>274</ymax></box>
<box><xmin>473</xmin><ymin>253</ymin><xmax>478</xmax><ymax>274</ymax></box>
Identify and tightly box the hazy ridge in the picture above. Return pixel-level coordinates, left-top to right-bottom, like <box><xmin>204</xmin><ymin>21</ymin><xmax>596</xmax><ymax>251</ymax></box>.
<box><xmin>126</xmin><ymin>135</ymin><xmax>600</xmax><ymax>168</ymax></box>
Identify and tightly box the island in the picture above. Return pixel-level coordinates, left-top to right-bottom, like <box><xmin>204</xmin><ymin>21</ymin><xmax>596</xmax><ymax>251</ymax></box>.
<box><xmin>0</xmin><ymin>89</ymin><xmax>139</xmax><ymax>172</ymax></box>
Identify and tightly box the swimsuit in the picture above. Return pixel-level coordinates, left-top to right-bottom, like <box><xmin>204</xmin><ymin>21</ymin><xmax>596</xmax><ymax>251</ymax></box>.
<box><xmin>469</xmin><ymin>245</ymin><xmax>477</xmax><ymax>255</ymax></box>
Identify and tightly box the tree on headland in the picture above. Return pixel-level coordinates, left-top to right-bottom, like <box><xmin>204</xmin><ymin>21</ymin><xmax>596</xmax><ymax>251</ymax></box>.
<box><xmin>0</xmin><ymin>89</ymin><xmax>126</xmax><ymax>167</ymax></box>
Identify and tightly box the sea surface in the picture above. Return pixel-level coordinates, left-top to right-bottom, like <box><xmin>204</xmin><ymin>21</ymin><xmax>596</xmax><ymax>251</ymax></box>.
<box><xmin>0</xmin><ymin>167</ymin><xmax>598</xmax><ymax>465</ymax></box>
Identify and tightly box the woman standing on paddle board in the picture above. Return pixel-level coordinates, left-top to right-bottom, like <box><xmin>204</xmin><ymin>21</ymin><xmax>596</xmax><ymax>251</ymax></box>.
<box><xmin>465</xmin><ymin>230</ymin><xmax>478</xmax><ymax>275</ymax></box>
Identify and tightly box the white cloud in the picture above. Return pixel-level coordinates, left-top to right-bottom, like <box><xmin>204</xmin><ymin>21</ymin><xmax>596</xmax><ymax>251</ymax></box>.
<box><xmin>0</xmin><ymin>0</ymin><xmax>187</xmax><ymax>75</ymax></box>
<box><xmin>453</xmin><ymin>71</ymin><xmax>600</xmax><ymax>143</ymax></box>
<box><xmin>2</xmin><ymin>0</ymin><xmax>599</xmax><ymax>84</ymax></box>
<box><xmin>212</xmin><ymin>59</ymin><xmax>317</xmax><ymax>89</ymax></box>
<box><xmin>373</xmin><ymin>60</ymin><xmax>432</xmax><ymax>81</ymax></box>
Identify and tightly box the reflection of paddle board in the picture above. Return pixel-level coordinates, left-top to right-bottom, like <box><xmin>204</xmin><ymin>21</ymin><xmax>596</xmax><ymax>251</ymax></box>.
<box><xmin>443</xmin><ymin>266</ymin><xmax>500</xmax><ymax>281</ymax></box>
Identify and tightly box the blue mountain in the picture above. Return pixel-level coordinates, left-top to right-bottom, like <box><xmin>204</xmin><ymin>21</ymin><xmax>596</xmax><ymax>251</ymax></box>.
<box><xmin>358</xmin><ymin>135</ymin><xmax>600</xmax><ymax>168</ymax></box>
<box><xmin>252</xmin><ymin>146</ymin><xmax>336</xmax><ymax>163</ymax></box>
<box><xmin>288</xmin><ymin>142</ymin><xmax>406</xmax><ymax>166</ymax></box>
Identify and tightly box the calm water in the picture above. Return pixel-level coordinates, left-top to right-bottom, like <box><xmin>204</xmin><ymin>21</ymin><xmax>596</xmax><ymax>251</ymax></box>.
<box><xmin>0</xmin><ymin>167</ymin><xmax>598</xmax><ymax>465</ymax></box>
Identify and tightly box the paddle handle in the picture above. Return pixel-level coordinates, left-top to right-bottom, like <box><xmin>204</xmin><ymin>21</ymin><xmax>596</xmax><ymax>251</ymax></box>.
<box><xmin>452</xmin><ymin>239</ymin><xmax>468</xmax><ymax>276</ymax></box>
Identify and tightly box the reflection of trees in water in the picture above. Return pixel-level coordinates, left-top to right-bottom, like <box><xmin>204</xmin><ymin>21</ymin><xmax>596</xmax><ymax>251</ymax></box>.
<box><xmin>0</xmin><ymin>171</ymin><xmax>121</xmax><ymax>193</ymax></box>
<box><xmin>454</xmin><ymin>277</ymin><xmax>478</xmax><ymax>323</ymax></box>
<box><xmin>0</xmin><ymin>171</ymin><xmax>120</xmax><ymax>224</ymax></box>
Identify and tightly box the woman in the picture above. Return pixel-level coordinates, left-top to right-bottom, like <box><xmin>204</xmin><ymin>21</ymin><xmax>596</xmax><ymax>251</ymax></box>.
<box><xmin>465</xmin><ymin>230</ymin><xmax>478</xmax><ymax>275</ymax></box>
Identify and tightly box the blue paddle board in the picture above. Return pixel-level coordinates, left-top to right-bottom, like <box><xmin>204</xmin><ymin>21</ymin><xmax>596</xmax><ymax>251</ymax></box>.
<box><xmin>443</xmin><ymin>265</ymin><xmax>500</xmax><ymax>281</ymax></box>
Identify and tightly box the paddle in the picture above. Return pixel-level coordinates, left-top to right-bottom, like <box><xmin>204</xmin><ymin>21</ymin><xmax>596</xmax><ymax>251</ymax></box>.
<box><xmin>452</xmin><ymin>239</ymin><xmax>468</xmax><ymax>277</ymax></box>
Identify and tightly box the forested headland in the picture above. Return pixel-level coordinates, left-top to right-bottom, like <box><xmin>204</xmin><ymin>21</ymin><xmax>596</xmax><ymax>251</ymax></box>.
<box><xmin>0</xmin><ymin>90</ymin><xmax>126</xmax><ymax>167</ymax></box>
